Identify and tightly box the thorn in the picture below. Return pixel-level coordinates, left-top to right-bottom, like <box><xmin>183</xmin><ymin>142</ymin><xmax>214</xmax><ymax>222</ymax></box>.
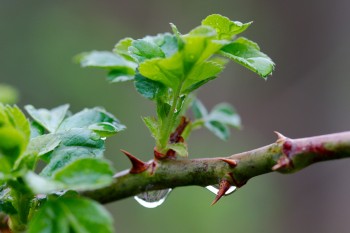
<box><xmin>211</xmin><ymin>180</ymin><xmax>231</xmax><ymax>206</ymax></box>
<box><xmin>274</xmin><ymin>131</ymin><xmax>287</xmax><ymax>143</ymax></box>
<box><xmin>219</xmin><ymin>158</ymin><xmax>237</xmax><ymax>167</ymax></box>
<box><xmin>120</xmin><ymin>149</ymin><xmax>150</xmax><ymax>174</ymax></box>
<box><xmin>272</xmin><ymin>156</ymin><xmax>291</xmax><ymax>171</ymax></box>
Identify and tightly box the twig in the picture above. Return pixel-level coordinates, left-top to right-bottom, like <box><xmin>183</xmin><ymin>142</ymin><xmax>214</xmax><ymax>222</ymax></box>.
<box><xmin>82</xmin><ymin>131</ymin><xmax>350</xmax><ymax>204</ymax></box>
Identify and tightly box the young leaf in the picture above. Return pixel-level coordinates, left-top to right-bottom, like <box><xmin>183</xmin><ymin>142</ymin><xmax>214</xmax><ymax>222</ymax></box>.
<box><xmin>142</xmin><ymin>116</ymin><xmax>159</xmax><ymax>140</ymax></box>
<box><xmin>77</xmin><ymin>51</ymin><xmax>137</xmax><ymax>83</ymax></box>
<box><xmin>25</xmin><ymin>158</ymin><xmax>114</xmax><ymax>193</ymax></box>
<box><xmin>202</xmin><ymin>14</ymin><xmax>252</xmax><ymax>40</ymax></box>
<box><xmin>57</xmin><ymin>107</ymin><xmax>124</xmax><ymax>133</ymax></box>
<box><xmin>183</xmin><ymin>26</ymin><xmax>225</xmax><ymax>67</ymax></box>
<box><xmin>170</xmin><ymin>23</ymin><xmax>184</xmax><ymax>49</ymax></box>
<box><xmin>113</xmin><ymin>37</ymin><xmax>135</xmax><ymax>61</ymax></box>
<box><xmin>129</xmin><ymin>39</ymin><xmax>165</xmax><ymax>63</ymax></box>
<box><xmin>209</xmin><ymin>103</ymin><xmax>241</xmax><ymax>128</ymax></box>
<box><xmin>77</xmin><ymin>51</ymin><xmax>136</xmax><ymax>70</ymax></box>
<box><xmin>0</xmin><ymin>104</ymin><xmax>30</xmax><ymax>167</ymax></box>
<box><xmin>40</xmin><ymin>128</ymin><xmax>105</xmax><ymax>177</ymax></box>
<box><xmin>192</xmin><ymin>98</ymin><xmax>208</xmax><ymax>119</ymax></box>
<box><xmin>134</xmin><ymin>72</ymin><xmax>166</xmax><ymax>100</ymax></box>
<box><xmin>25</xmin><ymin>104</ymin><xmax>69</xmax><ymax>133</ymax></box>
<box><xmin>182</xmin><ymin>61</ymin><xmax>224</xmax><ymax>93</ymax></box>
<box><xmin>138</xmin><ymin>52</ymin><xmax>184</xmax><ymax>90</ymax></box>
<box><xmin>167</xmin><ymin>143</ymin><xmax>188</xmax><ymax>157</ymax></box>
<box><xmin>89</xmin><ymin>122</ymin><xmax>126</xmax><ymax>137</ymax></box>
<box><xmin>219</xmin><ymin>37</ymin><xmax>275</xmax><ymax>78</ymax></box>
<box><xmin>29</xmin><ymin>121</ymin><xmax>45</xmax><ymax>139</ymax></box>
<box><xmin>26</xmin><ymin>134</ymin><xmax>61</xmax><ymax>157</ymax></box>
<box><xmin>107</xmin><ymin>69</ymin><xmax>134</xmax><ymax>83</ymax></box>
<box><xmin>205</xmin><ymin>120</ymin><xmax>230</xmax><ymax>141</ymax></box>
<box><xmin>28</xmin><ymin>195</ymin><xmax>114</xmax><ymax>233</ymax></box>
<box><xmin>129</xmin><ymin>33</ymin><xmax>178</xmax><ymax>62</ymax></box>
<box><xmin>0</xmin><ymin>188</ymin><xmax>17</xmax><ymax>215</ymax></box>
<box><xmin>191</xmin><ymin>100</ymin><xmax>241</xmax><ymax>141</ymax></box>
<box><xmin>53</xmin><ymin>158</ymin><xmax>114</xmax><ymax>190</ymax></box>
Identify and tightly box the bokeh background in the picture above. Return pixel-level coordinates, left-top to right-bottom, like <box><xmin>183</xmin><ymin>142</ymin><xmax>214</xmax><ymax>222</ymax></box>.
<box><xmin>1</xmin><ymin>0</ymin><xmax>350</xmax><ymax>232</ymax></box>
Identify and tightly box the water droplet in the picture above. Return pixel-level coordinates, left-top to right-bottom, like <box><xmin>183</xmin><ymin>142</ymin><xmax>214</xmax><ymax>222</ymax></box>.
<box><xmin>101</xmin><ymin>137</ymin><xmax>107</xmax><ymax>141</ymax></box>
<box><xmin>206</xmin><ymin>185</ymin><xmax>236</xmax><ymax>196</ymax></box>
<box><xmin>134</xmin><ymin>188</ymin><xmax>172</xmax><ymax>208</ymax></box>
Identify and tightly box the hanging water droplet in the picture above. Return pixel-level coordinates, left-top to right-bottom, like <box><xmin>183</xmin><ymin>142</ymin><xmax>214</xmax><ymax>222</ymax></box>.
<box><xmin>134</xmin><ymin>188</ymin><xmax>172</xmax><ymax>208</ymax></box>
<box><xmin>206</xmin><ymin>185</ymin><xmax>236</xmax><ymax>196</ymax></box>
<box><xmin>101</xmin><ymin>137</ymin><xmax>107</xmax><ymax>141</ymax></box>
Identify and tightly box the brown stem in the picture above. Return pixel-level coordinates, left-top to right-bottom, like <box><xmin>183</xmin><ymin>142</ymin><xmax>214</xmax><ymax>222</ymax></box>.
<box><xmin>82</xmin><ymin>131</ymin><xmax>350</xmax><ymax>204</ymax></box>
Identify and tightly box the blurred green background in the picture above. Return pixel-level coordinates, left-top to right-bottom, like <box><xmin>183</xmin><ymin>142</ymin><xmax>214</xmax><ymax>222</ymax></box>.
<box><xmin>1</xmin><ymin>0</ymin><xmax>350</xmax><ymax>232</ymax></box>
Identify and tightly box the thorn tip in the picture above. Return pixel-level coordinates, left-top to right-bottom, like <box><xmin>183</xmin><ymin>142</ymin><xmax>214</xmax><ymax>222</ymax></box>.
<box><xmin>219</xmin><ymin>158</ymin><xmax>237</xmax><ymax>167</ymax></box>
<box><xmin>120</xmin><ymin>149</ymin><xmax>150</xmax><ymax>174</ymax></box>
<box><xmin>274</xmin><ymin>131</ymin><xmax>287</xmax><ymax>143</ymax></box>
<box><xmin>211</xmin><ymin>180</ymin><xmax>231</xmax><ymax>206</ymax></box>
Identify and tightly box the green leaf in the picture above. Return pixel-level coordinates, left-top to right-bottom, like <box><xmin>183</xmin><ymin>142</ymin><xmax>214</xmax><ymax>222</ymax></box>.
<box><xmin>113</xmin><ymin>37</ymin><xmax>135</xmax><ymax>61</ymax></box>
<box><xmin>40</xmin><ymin>128</ymin><xmax>104</xmax><ymax>177</ymax></box>
<box><xmin>192</xmin><ymin>98</ymin><xmax>208</xmax><ymax>119</ymax></box>
<box><xmin>142</xmin><ymin>116</ymin><xmax>159</xmax><ymax>140</ymax></box>
<box><xmin>167</xmin><ymin>143</ymin><xmax>188</xmax><ymax>157</ymax></box>
<box><xmin>156</xmin><ymin>99</ymin><xmax>171</xmax><ymax>121</ymax></box>
<box><xmin>182</xmin><ymin>61</ymin><xmax>224</xmax><ymax>93</ymax></box>
<box><xmin>89</xmin><ymin>122</ymin><xmax>126</xmax><ymax>137</ymax></box>
<box><xmin>29</xmin><ymin>121</ymin><xmax>45</xmax><ymax>139</ymax></box>
<box><xmin>0</xmin><ymin>84</ymin><xmax>18</xmax><ymax>104</ymax></box>
<box><xmin>0</xmin><ymin>105</ymin><xmax>30</xmax><ymax>168</ymax></box>
<box><xmin>0</xmin><ymin>188</ymin><xmax>17</xmax><ymax>215</ymax></box>
<box><xmin>209</xmin><ymin>103</ymin><xmax>241</xmax><ymax>128</ymax></box>
<box><xmin>134</xmin><ymin>72</ymin><xmax>166</xmax><ymax>100</ymax></box>
<box><xmin>77</xmin><ymin>51</ymin><xmax>136</xmax><ymax>70</ymax></box>
<box><xmin>138</xmin><ymin>52</ymin><xmax>184</xmax><ymax>89</ymax></box>
<box><xmin>202</xmin><ymin>14</ymin><xmax>252</xmax><ymax>40</ymax></box>
<box><xmin>28</xmin><ymin>195</ymin><xmax>114</xmax><ymax>233</ymax></box>
<box><xmin>129</xmin><ymin>33</ymin><xmax>178</xmax><ymax>63</ymax></box>
<box><xmin>170</xmin><ymin>23</ymin><xmax>184</xmax><ymax>50</ymax></box>
<box><xmin>129</xmin><ymin>39</ymin><xmax>165</xmax><ymax>63</ymax></box>
<box><xmin>107</xmin><ymin>69</ymin><xmax>134</xmax><ymax>83</ymax></box>
<box><xmin>25</xmin><ymin>158</ymin><xmax>114</xmax><ymax>193</ymax></box>
<box><xmin>53</xmin><ymin>158</ymin><xmax>114</xmax><ymax>191</ymax></box>
<box><xmin>219</xmin><ymin>37</ymin><xmax>275</xmax><ymax>78</ymax></box>
<box><xmin>26</xmin><ymin>134</ymin><xmax>61</xmax><ymax>157</ymax></box>
<box><xmin>57</xmin><ymin>107</ymin><xmax>124</xmax><ymax>132</ymax></box>
<box><xmin>205</xmin><ymin>120</ymin><xmax>230</xmax><ymax>140</ymax></box>
<box><xmin>25</xmin><ymin>104</ymin><xmax>69</xmax><ymax>133</ymax></box>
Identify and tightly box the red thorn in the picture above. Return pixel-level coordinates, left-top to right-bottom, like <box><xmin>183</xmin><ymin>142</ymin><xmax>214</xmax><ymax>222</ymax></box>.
<box><xmin>274</xmin><ymin>131</ymin><xmax>287</xmax><ymax>143</ymax></box>
<box><xmin>219</xmin><ymin>158</ymin><xmax>237</xmax><ymax>167</ymax></box>
<box><xmin>211</xmin><ymin>180</ymin><xmax>231</xmax><ymax>206</ymax></box>
<box><xmin>120</xmin><ymin>149</ymin><xmax>150</xmax><ymax>174</ymax></box>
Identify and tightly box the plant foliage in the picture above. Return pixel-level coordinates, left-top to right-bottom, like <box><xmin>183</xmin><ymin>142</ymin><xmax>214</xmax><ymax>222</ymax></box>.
<box><xmin>77</xmin><ymin>13</ymin><xmax>274</xmax><ymax>155</ymax></box>
<box><xmin>0</xmin><ymin>14</ymin><xmax>274</xmax><ymax>233</ymax></box>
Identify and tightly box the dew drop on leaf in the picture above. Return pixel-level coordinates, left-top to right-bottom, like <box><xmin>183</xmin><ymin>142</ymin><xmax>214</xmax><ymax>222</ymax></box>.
<box><xmin>206</xmin><ymin>185</ymin><xmax>236</xmax><ymax>196</ymax></box>
<box><xmin>134</xmin><ymin>188</ymin><xmax>172</xmax><ymax>208</ymax></box>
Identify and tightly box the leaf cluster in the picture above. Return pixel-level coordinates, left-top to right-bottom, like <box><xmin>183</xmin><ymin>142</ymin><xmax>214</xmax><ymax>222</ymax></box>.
<box><xmin>77</xmin><ymin>14</ymin><xmax>274</xmax><ymax>155</ymax></box>
<box><xmin>0</xmin><ymin>104</ymin><xmax>125</xmax><ymax>232</ymax></box>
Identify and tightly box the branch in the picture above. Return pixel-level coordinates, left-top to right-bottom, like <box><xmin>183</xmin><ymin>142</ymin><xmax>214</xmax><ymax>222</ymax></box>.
<box><xmin>82</xmin><ymin>131</ymin><xmax>350</xmax><ymax>204</ymax></box>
